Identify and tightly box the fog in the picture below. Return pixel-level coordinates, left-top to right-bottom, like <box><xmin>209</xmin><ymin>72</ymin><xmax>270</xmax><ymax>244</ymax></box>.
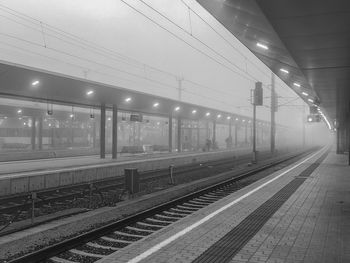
<box><xmin>0</xmin><ymin>0</ymin><xmax>333</xmax><ymax>150</ymax></box>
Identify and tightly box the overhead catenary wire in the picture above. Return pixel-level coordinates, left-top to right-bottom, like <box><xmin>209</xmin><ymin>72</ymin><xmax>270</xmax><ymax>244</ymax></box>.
<box><xmin>0</xmin><ymin>1</ymin><xmax>272</xmax><ymax>91</ymax></box>
<box><xmin>179</xmin><ymin>0</ymin><xmax>272</xmax><ymax>81</ymax></box>
<box><xmin>0</xmin><ymin>2</ymin><xmax>300</xmax><ymax>108</ymax></box>
<box><xmin>131</xmin><ymin>0</ymin><xmax>260</xmax><ymax>83</ymax></box>
<box><xmin>0</xmin><ymin>4</ymin><xmax>244</xmax><ymax>99</ymax></box>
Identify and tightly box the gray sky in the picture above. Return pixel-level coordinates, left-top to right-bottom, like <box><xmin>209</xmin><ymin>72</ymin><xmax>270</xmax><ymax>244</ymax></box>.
<box><xmin>0</xmin><ymin>0</ymin><xmax>323</xmax><ymax>133</ymax></box>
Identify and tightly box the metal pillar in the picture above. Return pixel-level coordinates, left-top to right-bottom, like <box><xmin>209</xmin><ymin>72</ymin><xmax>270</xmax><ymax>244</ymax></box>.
<box><xmin>112</xmin><ymin>104</ymin><xmax>118</xmax><ymax>159</ymax></box>
<box><xmin>270</xmin><ymin>72</ymin><xmax>276</xmax><ymax>154</ymax></box>
<box><xmin>245</xmin><ymin>123</ymin><xmax>248</xmax><ymax>145</ymax></box>
<box><xmin>188</xmin><ymin>122</ymin><xmax>193</xmax><ymax>150</ymax></box>
<box><xmin>212</xmin><ymin>120</ymin><xmax>216</xmax><ymax>147</ymax></box>
<box><xmin>229</xmin><ymin>119</ymin><xmax>232</xmax><ymax>148</ymax></box>
<box><xmin>70</xmin><ymin>121</ymin><xmax>74</xmax><ymax>147</ymax></box>
<box><xmin>38</xmin><ymin>116</ymin><xmax>43</xmax><ymax>150</ymax></box>
<box><xmin>92</xmin><ymin>120</ymin><xmax>96</xmax><ymax>148</ymax></box>
<box><xmin>100</xmin><ymin>104</ymin><xmax>106</xmax><ymax>159</ymax></box>
<box><xmin>51</xmin><ymin>125</ymin><xmax>55</xmax><ymax>147</ymax></box>
<box><xmin>177</xmin><ymin>117</ymin><xmax>181</xmax><ymax>152</ymax></box>
<box><xmin>336</xmin><ymin>83</ymin><xmax>343</xmax><ymax>154</ymax></box>
<box><xmin>234</xmin><ymin>124</ymin><xmax>238</xmax><ymax>147</ymax></box>
<box><xmin>252</xmin><ymin>104</ymin><xmax>257</xmax><ymax>163</ymax></box>
<box><xmin>31</xmin><ymin>117</ymin><xmax>36</xmax><ymax>150</ymax></box>
<box><xmin>348</xmin><ymin>115</ymin><xmax>350</xmax><ymax>165</ymax></box>
<box><xmin>302</xmin><ymin>105</ymin><xmax>306</xmax><ymax>148</ymax></box>
<box><xmin>206</xmin><ymin>121</ymin><xmax>209</xmax><ymax>139</ymax></box>
<box><xmin>168</xmin><ymin>115</ymin><xmax>173</xmax><ymax>152</ymax></box>
<box><xmin>197</xmin><ymin>120</ymin><xmax>200</xmax><ymax>150</ymax></box>
<box><xmin>229</xmin><ymin>119</ymin><xmax>232</xmax><ymax>138</ymax></box>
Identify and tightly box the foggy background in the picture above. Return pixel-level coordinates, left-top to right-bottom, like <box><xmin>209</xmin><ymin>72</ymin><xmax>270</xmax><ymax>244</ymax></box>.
<box><xmin>0</xmin><ymin>0</ymin><xmax>333</xmax><ymax>148</ymax></box>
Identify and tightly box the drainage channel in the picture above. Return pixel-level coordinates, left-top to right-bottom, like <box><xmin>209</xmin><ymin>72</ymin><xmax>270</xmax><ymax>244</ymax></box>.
<box><xmin>191</xmin><ymin>150</ymin><xmax>330</xmax><ymax>263</ymax></box>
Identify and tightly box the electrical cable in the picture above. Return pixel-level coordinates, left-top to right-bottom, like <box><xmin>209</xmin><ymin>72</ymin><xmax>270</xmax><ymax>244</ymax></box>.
<box><xmin>133</xmin><ymin>0</ymin><xmax>260</xmax><ymax>83</ymax></box>
<box><xmin>0</xmin><ymin>2</ymin><xmax>300</xmax><ymax>110</ymax></box>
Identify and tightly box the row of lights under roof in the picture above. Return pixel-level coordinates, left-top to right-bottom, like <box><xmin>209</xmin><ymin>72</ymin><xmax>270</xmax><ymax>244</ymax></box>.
<box><xmin>256</xmin><ymin>43</ymin><xmax>312</xmax><ymax>99</ymax></box>
<box><xmin>29</xmin><ymin>80</ymin><xmax>265</xmax><ymax>125</ymax></box>
<box><xmin>86</xmin><ymin>91</ymin><xmax>251</xmax><ymax>121</ymax></box>
<box><xmin>8</xmin><ymin>109</ymin><xmax>268</xmax><ymax>126</ymax></box>
<box><xmin>257</xmin><ymin>43</ymin><xmax>332</xmax><ymax>129</ymax></box>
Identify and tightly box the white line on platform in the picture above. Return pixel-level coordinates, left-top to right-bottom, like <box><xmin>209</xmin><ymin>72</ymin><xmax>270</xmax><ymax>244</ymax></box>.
<box><xmin>127</xmin><ymin>147</ymin><xmax>326</xmax><ymax>263</ymax></box>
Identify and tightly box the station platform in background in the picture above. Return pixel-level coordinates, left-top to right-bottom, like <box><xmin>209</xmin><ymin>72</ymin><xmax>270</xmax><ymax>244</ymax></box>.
<box><xmin>98</xmin><ymin>148</ymin><xmax>350</xmax><ymax>263</ymax></box>
<box><xmin>0</xmin><ymin>147</ymin><xmax>262</xmax><ymax>196</ymax></box>
<box><xmin>0</xmin><ymin>150</ymin><xmax>196</xmax><ymax>176</ymax></box>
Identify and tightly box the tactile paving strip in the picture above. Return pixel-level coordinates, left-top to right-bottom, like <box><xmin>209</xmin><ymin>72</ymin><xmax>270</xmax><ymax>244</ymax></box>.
<box><xmin>192</xmin><ymin>150</ymin><xmax>329</xmax><ymax>263</ymax></box>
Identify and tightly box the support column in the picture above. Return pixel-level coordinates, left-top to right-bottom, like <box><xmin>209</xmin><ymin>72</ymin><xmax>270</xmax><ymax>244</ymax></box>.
<box><xmin>197</xmin><ymin>120</ymin><xmax>200</xmax><ymax>150</ymax></box>
<box><xmin>271</xmin><ymin>72</ymin><xmax>276</xmax><ymax>154</ymax></box>
<box><xmin>336</xmin><ymin>83</ymin><xmax>343</xmax><ymax>154</ymax></box>
<box><xmin>212</xmin><ymin>120</ymin><xmax>216</xmax><ymax>148</ymax></box>
<box><xmin>168</xmin><ymin>115</ymin><xmax>172</xmax><ymax>152</ymax></box>
<box><xmin>51</xmin><ymin>125</ymin><xmax>55</xmax><ymax>147</ymax></box>
<box><xmin>38</xmin><ymin>116</ymin><xmax>43</xmax><ymax>150</ymax></box>
<box><xmin>70</xmin><ymin>121</ymin><xmax>74</xmax><ymax>147</ymax></box>
<box><xmin>234</xmin><ymin>123</ymin><xmax>238</xmax><ymax>147</ymax></box>
<box><xmin>245</xmin><ymin>123</ymin><xmax>248</xmax><ymax>145</ymax></box>
<box><xmin>253</xmin><ymin>104</ymin><xmax>257</xmax><ymax>162</ymax></box>
<box><xmin>302</xmin><ymin>105</ymin><xmax>306</xmax><ymax>148</ymax></box>
<box><xmin>177</xmin><ymin>117</ymin><xmax>181</xmax><ymax>152</ymax></box>
<box><xmin>92</xmin><ymin>120</ymin><xmax>96</xmax><ymax>148</ymax></box>
<box><xmin>206</xmin><ymin>121</ymin><xmax>209</xmax><ymax>139</ymax></box>
<box><xmin>31</xmin><ymin>116</ymin><xmax>36</xmax><ymax>150</ymax></box>
<box><xmin>228</xmin><ymin>119</ymin><xmax>232</xmax><ymax>149</ymax></box>
<box><xmin>112</xmin><ymin>104</ymin><xmax>118</xmax><ymax>159</ymax></box>
<box><xmin>100</xmin><ymin>104</ymin><xmax>106</xmax><ymax>159</ymax></box>
<box><xmin>188</xmin><ymin>123</ymin><xmax>193</xmax><ymax>150</ymax></box>
<box><xmin>348</xmin><ymin>111</ymin><xmax>350</xmax><ymax>165</ymax></box>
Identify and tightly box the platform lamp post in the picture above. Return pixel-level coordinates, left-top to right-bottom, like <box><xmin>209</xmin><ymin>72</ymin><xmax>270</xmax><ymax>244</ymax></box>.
<box><xmin>252</xmin><ymin>82</ymin><xmax>263</xmax><ymax>163</ymax></box>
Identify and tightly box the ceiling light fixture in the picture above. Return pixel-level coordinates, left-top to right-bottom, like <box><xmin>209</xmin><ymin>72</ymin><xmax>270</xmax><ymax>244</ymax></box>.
<box><xmin>174</xmin><ymin>106</ymin><xmax>180</xmax><ymax>111</ymax></box>
<box><xmin>32</xmin><ymin>80</ymin><xmax>39</xmax><ymax>86</ymax></box>
<box><xmin>153</xmin><ymin>102</ymin><xmax>159</xmax><ymax>108</ymax></box>
<box><xmin>293</xmin><ymin>83</ymin><xmax>301</xmax><ymax>87</ymax></box>
<box><xmin>308</xmin><ymin>98</ymin><xmax>314</xmax><ymax>103</ymax></box>
<box><xmin>192</xmin><ymin>110</ymin><xmax>197</xmax><ymax>114</ymax></box>
<box><xmin>125</xmin><ymin>97</ymin><xmax>132</xmax><ymax>103</ymax></box>
<box><xmin>86</xmin><ymin>90</ymin><xmax>94</xmax><ymax>96</ymax></box>
<box><xmin>280</xmin><ymin>68</ymin><xmax>289</xmax><ymax>74</ymax></box>
<box><xmin>302</xmin><ymin>92</ymin><xmax>309</xmax><ymax>96</ymax></box>
<box><xmin>205</xmin><ymin>112</ymin><xmax>210</xmax><ymax>116</ymax></box>
<box><xmin>256</xmin><ymin>42</ymin><xmax>268</xmax><ymax>50</ymax></box>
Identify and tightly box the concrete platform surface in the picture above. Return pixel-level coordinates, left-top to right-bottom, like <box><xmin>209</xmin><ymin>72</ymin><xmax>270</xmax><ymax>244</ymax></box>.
<box><xmin>0</xmin><ymin>151</ymin><xmax>212</xmax><ymax>176</ymax></box>
<box><xmin>97</xmin><ymin>147</ymin><xmax>350</xmax><ymax>263</ymax></box>
<box><xmin>0</xmin><ymin>147</ymin><xmax>261</xmax><ymax>177</ymax></box>
<box><xmin>0</xmin><ymin>147</ymin><xmax>263</xmax><ymax>196</ymax></box>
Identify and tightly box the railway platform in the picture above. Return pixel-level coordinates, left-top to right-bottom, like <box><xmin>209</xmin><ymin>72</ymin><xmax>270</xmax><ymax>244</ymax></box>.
<box><xmin>0</xmin><ymin>148</ymin><xmax>260</xmax><ymax>196</ymax></box>
<box><xmin>97</xmin><ymin>147</ymin><xmax>350</xmax><ymax>263</ymax></box>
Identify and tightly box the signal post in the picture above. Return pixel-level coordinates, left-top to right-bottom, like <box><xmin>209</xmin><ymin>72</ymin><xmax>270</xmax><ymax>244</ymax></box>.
<box><xmin>252</xmin><ymin>82</ymin><xmax>263</xmax><ymax>163</ymax></box>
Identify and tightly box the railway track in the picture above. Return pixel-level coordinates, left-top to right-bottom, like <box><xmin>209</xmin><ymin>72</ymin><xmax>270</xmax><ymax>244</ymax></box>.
<box><xmin>0</xmin><ymin>151</ymin><xmax>272</xmax><ymax>234</ymax></box>
<box><xmin>7</xmin><ymin>148</ymin><xmax>317</xmax><ymax>263</ymax></box>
